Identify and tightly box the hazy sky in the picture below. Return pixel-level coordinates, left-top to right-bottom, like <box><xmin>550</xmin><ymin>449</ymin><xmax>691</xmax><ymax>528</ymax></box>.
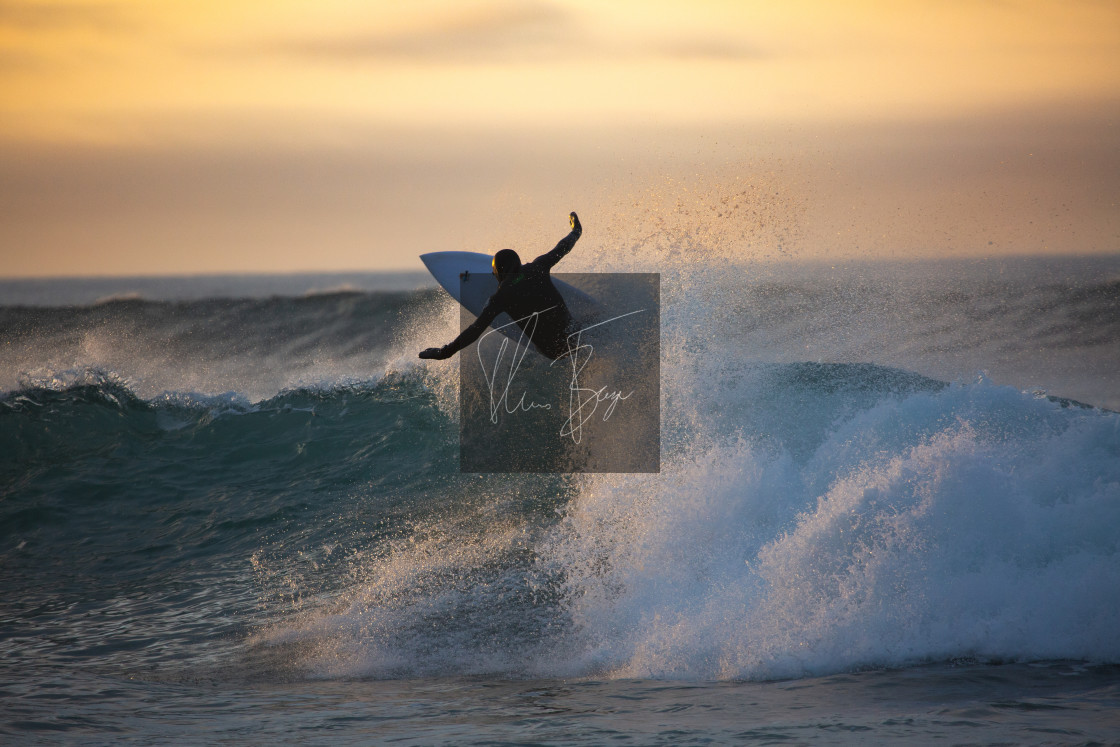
<box><xmin>1</xmin><ymin>0</ymin><xmax>1117</xmax><ymax>276</ymax></box>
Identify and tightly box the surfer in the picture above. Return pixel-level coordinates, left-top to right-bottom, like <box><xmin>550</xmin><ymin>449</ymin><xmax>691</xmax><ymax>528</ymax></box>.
<box><xmin>419</xmin><ymin>212</ymin><xmax>582</xmax><ymax>361</ymax></box>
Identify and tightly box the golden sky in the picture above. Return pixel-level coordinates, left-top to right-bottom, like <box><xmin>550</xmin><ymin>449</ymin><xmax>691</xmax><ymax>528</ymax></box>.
<box><xmin>1</xmin><ymin>0</ymin><xmax>1118</xmax><ymax>275</ymax></box>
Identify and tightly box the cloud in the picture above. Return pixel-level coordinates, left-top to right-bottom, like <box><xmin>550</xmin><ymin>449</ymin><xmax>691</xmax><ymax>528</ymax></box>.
<box><xmin>260</xmin><ymin>1</ymin><xmax>763</xmax><ymax>65</ymax></box>
<box><xmin>271</xmin><ymin>2</ymin><xmax>580</xmax><ymax>64</ymax></box>
<box><xmin>652</xmin><ymin>38</ymin><xmax>765</xmax><ymax>62</ymax></box>
<box><xmin>0</xmin><ymin>2</ymin><xmax>134</xmax><ymax>73</ymax></box>
<box><xmin>0</xmin><ymin>1</ymin><xmax>130</xmax><ymax>33</ymax></box>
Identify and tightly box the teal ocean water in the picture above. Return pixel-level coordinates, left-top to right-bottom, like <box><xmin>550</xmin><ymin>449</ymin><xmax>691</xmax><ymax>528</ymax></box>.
<box><xmin>2</xmin><ymin>257</ymin><xmax>1119</xmax><ymax>743</ymax></box>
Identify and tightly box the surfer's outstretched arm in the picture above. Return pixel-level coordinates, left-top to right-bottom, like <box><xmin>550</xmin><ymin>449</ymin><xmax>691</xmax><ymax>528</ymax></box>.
<box><xmin>419</xmin><ymin>211</ymin><xmax>579</xmax><ymax>360</ymax></box>
<box><xmin>534</xmin><ymin>212</ymin><xmax>581</xmax><ymax>270</ymax></box>
<box><xmin>418</xmin><ymin>297</ymin><xmax>503</xmax><ymax>360</ymax></box>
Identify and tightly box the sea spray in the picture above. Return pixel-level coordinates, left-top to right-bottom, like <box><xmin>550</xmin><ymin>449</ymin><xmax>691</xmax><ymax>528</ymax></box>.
<box><xmin>551</xmin><ymin>371</ymin><xmax>1120</xmax><ymax>678</ymax></box>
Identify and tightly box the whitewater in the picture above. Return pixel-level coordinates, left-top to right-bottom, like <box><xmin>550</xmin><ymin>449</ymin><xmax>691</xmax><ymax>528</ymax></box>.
<box><xmin>2</xmin><ymin>250</ymin><xmax>1119</xmax><ymax>743</ymax></box>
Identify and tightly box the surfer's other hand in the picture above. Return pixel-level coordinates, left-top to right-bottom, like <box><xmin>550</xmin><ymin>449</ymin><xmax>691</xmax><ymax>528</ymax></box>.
<box><xmin>419</xmin><ymin>346</ymin><xmax>450</xmax><ymax>360</ymax></box>
<box><xmin>569</xmin><ymin>212</ymin><xmax>581</xmax><ymax>234</ymax></box>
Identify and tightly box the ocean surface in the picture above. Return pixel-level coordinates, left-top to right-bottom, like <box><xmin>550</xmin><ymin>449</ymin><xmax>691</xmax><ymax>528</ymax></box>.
<box><xmin>2</xmin><ymin>255</ymin><xmax>1120</xmax><ymax>744</ymax></box>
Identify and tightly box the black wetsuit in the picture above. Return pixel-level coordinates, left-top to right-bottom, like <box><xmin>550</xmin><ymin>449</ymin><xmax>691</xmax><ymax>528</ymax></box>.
<box><xmin>439</xmin><ymin>222</ymin><xmax>581</xmax><ymax>360</ymax></box>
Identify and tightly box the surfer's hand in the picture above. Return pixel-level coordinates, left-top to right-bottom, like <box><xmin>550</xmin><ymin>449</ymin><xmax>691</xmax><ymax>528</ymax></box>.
<box><xmin>569</xmin><ymin>212</ymin><xmax>581</xmax><ymax>234</ymax></box>
<box><xmin>419</xmin><ymin>346</ymin><xmax>450</xmax><ymax>360</ymax></box>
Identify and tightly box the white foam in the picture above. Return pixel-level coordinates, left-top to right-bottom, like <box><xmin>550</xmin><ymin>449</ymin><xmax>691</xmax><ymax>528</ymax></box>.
<box><xmin>547</xmin><ymin>381</ymin><xmax>1120</xmax><ymax>680</ymax></box>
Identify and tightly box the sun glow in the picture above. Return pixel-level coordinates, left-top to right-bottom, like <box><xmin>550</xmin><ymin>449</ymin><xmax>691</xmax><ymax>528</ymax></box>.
<box><xmin>2</xmin><ymin>0</ymin><xmax>1117</xmax><ymax>143</ymax></box>
<box><xmin>0</xmin><ymin>1</ymin><xmax>1117</xmax><ymax>275</ymax></box>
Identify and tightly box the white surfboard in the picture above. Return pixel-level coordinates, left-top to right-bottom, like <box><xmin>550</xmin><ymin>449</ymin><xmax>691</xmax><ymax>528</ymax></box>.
<box><xmin>420</xmin><ymin>251</ymin><xmax>598</xmax><ymax>349</ymax></box>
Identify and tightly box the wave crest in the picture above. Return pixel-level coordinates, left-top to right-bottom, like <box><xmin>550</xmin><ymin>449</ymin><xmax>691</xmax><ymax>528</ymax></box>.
<box><xmin>546</xmin><ymin>377</ymin><xmax>1120</xmax><ymax>680</ymax></box>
